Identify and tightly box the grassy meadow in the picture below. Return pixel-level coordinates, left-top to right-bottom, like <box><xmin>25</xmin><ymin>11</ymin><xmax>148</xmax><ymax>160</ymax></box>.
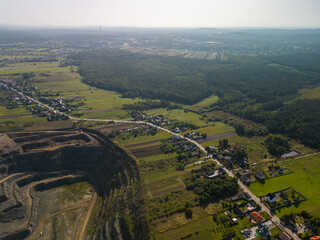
<box><xmin>249</xmin><ymin>154</ymin><xmax>320</xmax><ymax>217</ymax></box>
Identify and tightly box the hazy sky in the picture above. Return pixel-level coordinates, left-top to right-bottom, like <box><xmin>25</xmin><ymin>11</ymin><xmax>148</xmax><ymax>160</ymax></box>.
<box><xmin>1</xmin><ymin>0</ymin><xmax>320</xmax><ymax>28</ymax></box>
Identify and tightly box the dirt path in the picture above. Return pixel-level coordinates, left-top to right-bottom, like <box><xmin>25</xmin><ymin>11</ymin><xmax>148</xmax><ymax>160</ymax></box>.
<box><xmin>75</xmin><ymin>192</ymin><xmax>97</xmax><ymax>240</ymax></box>
<box><xmin>0</xmin><ymin>173</ymin><xmax>24</xmax><ymax>184</ymax></box>
<box><xmin>26</xmin><ymin>203</ymin><xmax>87</xmax><ymax>240</ymax></box>
<box><xmin>24</xmin><ymin>174</ymin><xmax>79</xmax><ymax>229</ymax></box>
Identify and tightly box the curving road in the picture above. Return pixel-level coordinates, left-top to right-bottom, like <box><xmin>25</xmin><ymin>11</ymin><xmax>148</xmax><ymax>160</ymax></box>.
<box><xmin>2</xmin><ymin>83</ymin><xmax>300</xmax><ymax>240</ymax></box>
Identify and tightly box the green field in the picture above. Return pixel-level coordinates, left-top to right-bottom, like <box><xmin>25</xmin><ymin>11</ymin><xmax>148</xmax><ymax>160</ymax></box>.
<box><xmin>156</xmin><ymin>210</ymin><xmax>255</xmax><ymax>240</ymax></box>
<box><xmin>33</xmin><ymin>69</ymin><xmax>144</xmax><ymax>120</ymax></box>
<box><xmin>249</xmin><ymin>154</ymin><xmax>320</xmax><ymax>217</ymax></box>
<box><xmin>0</xmin><ymin>105</ymin><xmax>46</xmax><ymax>124</ymax></box>
<box><xmin>182</xmin><ymin>122</ymin><xmax>234</xmax><ymax>136</ymax></box>
<box><xmin>202</xmin><ymin>134</ymin><xmax>315</xmax><ymax>164</ymax></box>
<box><xmin>188</xmin><ymin>94</ymin><xmax>219</xmax><ymax>110</ymax></box>
<box><xmin>296</xmin><ymin>84</ymin><xmax>320</xmax><ymax>100</ymax></box>
<box><xmin>115</xmin><ymin>131</ymin><xmax>171</xmax><ymax>146</ymax></box>
<box><xmin>0</xmin><ymin>66</ymin><xmax>70</xmax><ymax>75</ymax></box>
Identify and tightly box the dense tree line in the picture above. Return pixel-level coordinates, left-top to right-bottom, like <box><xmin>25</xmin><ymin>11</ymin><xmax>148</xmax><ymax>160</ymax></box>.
<box><xmin>264</xmin><ymin>136</ymin><xmax>290</xmax><ymax>157</ymax></box>
<box><xmin>122</xmin><ymin>99</ymin><xmax>181</xmax><ymax>111</ymax></box>
<box><xmin>268</xmin><ymin>99</ymin><xmax>320</xmax><ymax>149</ymax></box>
<box><xmin>185</xmin><ymin>177</ymin><xmax>238</xmax><ymax>204</ymax></box>
<box><xmin>67</xmin><ymin>49</ymin><xmax>320</xmax><ymax>149</ymax></box>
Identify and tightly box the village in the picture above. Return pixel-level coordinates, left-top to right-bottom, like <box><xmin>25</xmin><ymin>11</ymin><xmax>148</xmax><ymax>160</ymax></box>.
<box><xmin>0</xmin><ymin>77</ymin><xmax>88</xmax><ymax>121</ymax></box>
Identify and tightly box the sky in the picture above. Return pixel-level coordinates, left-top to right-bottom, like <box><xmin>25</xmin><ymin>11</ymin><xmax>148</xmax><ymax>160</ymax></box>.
<box><xmin>1</xmin><ymin>0</ymin><xmax>320</xmax><ymax>28</ymax></box>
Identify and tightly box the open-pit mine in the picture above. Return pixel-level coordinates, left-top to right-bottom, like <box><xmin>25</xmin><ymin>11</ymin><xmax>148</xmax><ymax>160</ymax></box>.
<box><xmin>0</xmin><ymin>129</ymin><xmax>149</xmax><ymax>240</ymax></box>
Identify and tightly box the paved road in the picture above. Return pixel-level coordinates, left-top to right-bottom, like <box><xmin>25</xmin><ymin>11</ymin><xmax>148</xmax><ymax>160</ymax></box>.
<box><xmin>2</xmin><ymin>83</ymin><xmax>300</xmax><ymax>240</ymax></box>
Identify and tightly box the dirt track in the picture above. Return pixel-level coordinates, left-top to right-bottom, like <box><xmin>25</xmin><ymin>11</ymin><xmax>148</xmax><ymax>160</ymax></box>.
<box><xmin>26</xmin><ymin>203</ymin><xmax>88</xmax><ymax>240</ymax></box>
<box><xmin>75</xmin><ymin>192</ymin><xmax>97</xmax><ymax>240</ymax></box>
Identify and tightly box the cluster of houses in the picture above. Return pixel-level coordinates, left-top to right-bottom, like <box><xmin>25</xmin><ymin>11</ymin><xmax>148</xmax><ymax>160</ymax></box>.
<box><xmin>26</xmin><ymin>105</ymin><xmax>68</xmax><ymax>121</ymax></box>
<box><xmin>184</xmin><ymin>131</ymin><xmax>205</xmax><ymax>140</ymax></box>
<box><xmin>38</xmin><ymin>97</ymin><xmax>74</xmax><ymax>113</ymax></box>
<box><xmin>0</xmin><ymin>78</ymin><xmax>22</xmax><ymax>92</ymax></box>
<box><xmin>9</xmin><ymin>93</ymin><xmax>32</xmax><ymax>106</ymax></box>
<box><xmin>167</xmin><ymin>136</ymin><xmax>198</xmax><ymax>152</ymax></box>
<box><xmin>236</xmin><ymin>170</ymin><xmax>266</xmax><ymax>185</ymax></box>
<box><xmin>206</xmin><ymin>145</ymin><xmax>248</xmax><ymax>169</ymax></box>
<box><xmin>130</xmin><ymin>112</ymin><xmax>171</xmax><ymax>126</ymax></box>
<box><xmin>0</xmin><ymin>78</ymin><xmax>39</xmax><ymax>97</ymax></box>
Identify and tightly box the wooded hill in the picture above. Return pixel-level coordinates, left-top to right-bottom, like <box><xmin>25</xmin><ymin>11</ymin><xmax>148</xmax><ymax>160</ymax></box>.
<box><xmin>67</xmin><ymin>49</ymin><xmax>320</xmax><ymax>149</ymax></box>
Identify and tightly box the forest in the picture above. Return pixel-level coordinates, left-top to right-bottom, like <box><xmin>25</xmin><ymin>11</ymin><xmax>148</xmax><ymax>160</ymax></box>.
<box><xmin>67</xmin><ymin>49</ymin><xmax>320</xmax><ymax>149</ymax></box>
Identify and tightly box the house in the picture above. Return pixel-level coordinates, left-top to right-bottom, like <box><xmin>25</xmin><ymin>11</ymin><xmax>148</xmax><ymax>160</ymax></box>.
<box><xmin>241</xmin><ymin>192</ymin><xmax>251</xmax><ymax>201</ymax></box>
<box><xmin>240</xmin><ymin>173</ymin><xmax>251</xmax><ymax>185</ymax></box>
<box><xmin>310</xmin><ymin>236</ymin><xmax>320</xmax><ymax>240</ymax></box>
<box><xmin>280</xmin><ymin>191</ymin><xmax>289</xmax><ymax>200</ymax></box>
<box><xmin>250</xmin><ymin>211</ymin><xmax>264</xmax><ymax>222</ymax></box>
<box><xmin>284</xmin><ymin>200</ymin><xmax>292</xmax><ymax>205</ymax></box>
<box><xmin>191</xmin><ymin>152</ymin><xmax>198</xmax><ymax>157</ymax></box>
<box><xmin>224</xmin><ymin>157</ymin><xmax>233</xmax><ymax>166</ymax></box>
<box><xmin>208</xmin><ymin>146</ymin><xmax>218</xmax><ymax>152</ymax></box>
<box><xmin>224</xmin><ymin>211</ymin><xmax>232</xmax><ymax>217</ymax></box>
<box><xmin>266</xmin><ymin>193</ymin><xmax>277</xmax><ymax>204</ymax></box>
<box><xmin>174</xmin><ymin>127</ymin><xmax>180</xmax><ymax>133</ymax></box>
<box><xmin>254</xmin><ymin>171</ymin><xmax>265</xmax><ymax>181</ymax></box>
<box><xmin>258</xmin><ymin>224</ymin><xmax>271</xmax><ymax>238</ymax></box>
<box><xmin>247</xmin><ymin>202</ymin><xmax>256</xmax><ymax>211</ymax></box>
<box><xmin>217</xmin><ymin>155</ymin><xmax>224</xmax><ymax>160</ymax></box>
<box><xmin>231</xmin><ymin>195</ymin><xmax>240</xmax><ymax>202</ymax></box>
<box><xmin>285</xmin><ymin>220</ymin><xmax>297</xmax><ymax>232</ymax></box>
<box><xmin>204</xmin><ymin>169</ymin><xmax>220</xmax><ymax>179</ymax></box>
<box><xmin>278</xmin><ymin>232</ymin><xmax>291</xmax><ymax>240</ymax></box>
<box><xmin>232</xmin><ymin>218</ymin><xmax>238</xmax><ymax>224</ymax></box>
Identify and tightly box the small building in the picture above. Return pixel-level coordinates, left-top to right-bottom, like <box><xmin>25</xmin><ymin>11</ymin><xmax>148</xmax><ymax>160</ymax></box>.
<box><xmin>231</xmin><ymin>195</ymin><xmax>239</xmax><ymax>202</ymax></box>
<box><xmin>278</xmin><ymin>232</ymin><xmax>291</xmax><ymax>240</ymax></box>
<box><xmin>267</xmin><ymin>193</ymin><xmax>277</xmax><ymax>204</ymax></box>
<box><xmin>310</xmin><ymin>236</ymin><xmax>320</xmax><ymax>240</ymax></box>
<box><xmin>250</xmin><ymin>211</ymin><xmax>264</xmax><ymax>222</ymax></box>
<box><xmin>231</xmin><ymin>218</ymin><xmax>238</xmax><ymax>224</ymax></box>
<box><xmin>281</xmin><ymin>151</ymin><xmax>299</xmax><ymax>158</ymax></box>
<box><xmin>247</xmin><ymin>202</ymin><xmax>256</xmax><ymax>211</ymax></box>
<box><xmin>240</xmin><ymin>173</ymin><xmax>251</xmax><ymax>185</ymax></box>
<box><xmin>224</xmin><ymin>211</ymin><xmax>232</xmax><ymax>217</ymax></box>
<box><xmin>258</xmin><ymin>224</ymin><xmax>270</xmax><ymax>238</ymax></box>
<box><xmin>217</xmin><ymin>155</ymin><xmax>224</xmax><ymax>160</ymax></box>
<box><xmin>241</xmin><ymin>192</ymin><xmax>252</xmax><ymax>201</ymax></box>
<box><xmin>191</xmin><ymin>152</ymin><xmax>198</xmax><ymax>157</ymax></box>
<box><xmin>204</xmin><ymin>169</ymin><xmax>220</xmax><ymax>179</ymax></box>
<box><xmin>254</xmin><ymin>171</ymin><xmax>265</xmax><ymax>181</ymax></box>
<box><xmin>174</xmin><ymin>127</ymin><xmax>180</xmax><ymax>133</ymax></box>
<box><xmin>208</xmin><ymin>146</ymin><xmax>218</xmax><ymax>152</ymax></box>
<box><xmin>285</xmin><ymin>220</ymin><xmax>298</xmax><ymax>232</ymax></box>
<box><xmin>280</xmin><ymin>191</ymin><xmax>289</xmax><ymax>200</ymax></box>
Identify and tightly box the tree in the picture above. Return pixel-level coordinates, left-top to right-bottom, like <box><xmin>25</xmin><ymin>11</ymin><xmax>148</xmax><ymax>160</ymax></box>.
<box><xmin>185</xmin><ymin>208</ymin><xmax>193</xmax><ymax>219</ymax></box>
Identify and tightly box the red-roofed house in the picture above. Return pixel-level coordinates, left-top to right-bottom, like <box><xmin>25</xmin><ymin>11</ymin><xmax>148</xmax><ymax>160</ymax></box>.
<box><xmin>310</xmin><ymin>236</ymin><xmax>320</xmax><ymax>240</ymax></box>
<box><xmin>250</xmin><ymin>211</ymin><xmax>263</xmax><ymax>222</ymax></box>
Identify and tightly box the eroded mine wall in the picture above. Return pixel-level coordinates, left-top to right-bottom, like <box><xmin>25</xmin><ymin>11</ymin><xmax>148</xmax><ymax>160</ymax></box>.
<box><xmin>0</xmin><ymin>129</ymin><xmax>150</xmax><ymax>240</ymax></box>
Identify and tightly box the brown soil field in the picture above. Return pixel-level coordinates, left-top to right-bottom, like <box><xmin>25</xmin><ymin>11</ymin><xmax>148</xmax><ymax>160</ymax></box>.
<box><xmin>152</xmin><ymin>184</ymin><xmax>186</xmax><ymax>198</ymax></box>
<box><xmin>125</xmin><ymin>138</ymin><xmax>168</xmax><ymax>149</ymax></box>
<box><xmin>97</xmin><ymin>122</ymin><xmax>141</xmax><ymax>133</ymax></box>
<box><xmin>196</xmin><ymin>131</ymin><xmax>237</xmax><ymax>143</ymax></box>
<box><xmin>132</xmin><ymin>145</ymin><xmax>162</xmax><ymax>158</ymax></box>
